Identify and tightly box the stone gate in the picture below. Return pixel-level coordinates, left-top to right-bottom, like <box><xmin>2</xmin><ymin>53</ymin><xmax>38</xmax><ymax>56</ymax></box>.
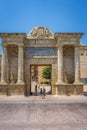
<box><xmin>0</xmin><ymin>26</ymin><xmax>83</xmax><ymax>96</ymax></box>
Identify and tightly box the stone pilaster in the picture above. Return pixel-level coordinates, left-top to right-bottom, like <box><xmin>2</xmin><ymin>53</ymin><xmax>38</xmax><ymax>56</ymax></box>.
<box><xmin>74</xmin><ymin>46</ymin><xmax>80</xmax><ymax>83</ymax></box>
<box><xmin>56</xmin><ymin>39</ymin><xmax>64</xmax><ymax>85</ymax></box>
<box><xmin>1</xmin><ymin>44</ymin><xmax>7</xmax><ymax>84</ymax></box>
<box><xmin>55</xmin><ymin>86</ymin><xmax>58</xmax><ymax>95</ymax></box>
<box><xmin>17</xmin><ymin>44</ymin><xmax>24</xmax><ymax>84</ymax></box>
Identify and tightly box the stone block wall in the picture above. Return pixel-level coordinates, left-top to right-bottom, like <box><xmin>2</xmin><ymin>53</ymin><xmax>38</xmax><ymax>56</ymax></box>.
<box><xmin>51</xmin><ymin>64</ymin><xmax>58</xmax><ymax>95</ymax></box>
<box><xmin>56</xmin><ymin>84</ymin><xmax>83</xmax><ymax>95</ymax></box>
<box><xmin>80</xmin><ymin>55</ymin><xmax>87</xmax><ymax>78</ymax></box>
<box><xmin>0</xmin><ymin>84</ymin><xmax>25</xmax><ymax>96</ymax></box>
<box><xmin>24</xmin><ymin>59</ymin><xmax>31</xmax><ymax>95</ymax></box>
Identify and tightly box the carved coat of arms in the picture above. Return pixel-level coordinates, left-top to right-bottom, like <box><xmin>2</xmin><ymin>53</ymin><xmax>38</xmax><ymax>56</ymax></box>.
<box><xmin>27</xmin><ymin>26</ymin><xmax>54</xmax><ymax>39</ymax></box>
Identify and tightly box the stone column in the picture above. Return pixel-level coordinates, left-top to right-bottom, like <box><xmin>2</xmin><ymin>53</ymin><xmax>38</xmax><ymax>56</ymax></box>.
<box><xmin>74</xmin><ymin>46</ymin><xmax>80</xmax><ymax>83</ymax></box>
<box><xmin>1</xmin><ymin>44</ymin><xmax>7</xmax><ymax>84</ymax></box>
<box><xmin>17</xmin><ymin>44</ymin><xmax>24</xmax><ymax>84</ymax></box>
<box><xmin>56</xmin><ymin>45</ymin><xmax>64</xmax><ymax>84</ymax></box>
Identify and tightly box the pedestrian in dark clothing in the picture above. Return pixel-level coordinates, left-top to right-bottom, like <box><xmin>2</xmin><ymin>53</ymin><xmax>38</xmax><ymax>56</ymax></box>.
<box><xmin>35</xmin><ymin>85</ymin><xmax>37</xmax><ymax>95</ymax></box>
<box><xmin>40</xmin><ymin>88</ymin><xmax>43</xmax><ymax>97</ymax></box>
<box><xmin>42</xmin><ymin>87</ymin><xmax>46</xmax><ymax>99</ymax></box>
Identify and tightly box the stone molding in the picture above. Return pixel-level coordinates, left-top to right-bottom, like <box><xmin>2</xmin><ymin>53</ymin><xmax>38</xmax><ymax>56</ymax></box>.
<box><xmin>55</xmin><ymin>33</ymin><xmax>83</xmax><ymax>39</ymax></box>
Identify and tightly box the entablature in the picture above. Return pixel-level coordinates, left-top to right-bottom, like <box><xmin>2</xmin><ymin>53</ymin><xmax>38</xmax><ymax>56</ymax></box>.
<box><xmin>24</xmin><ymin>39</ymin><xmax>56</xmax><ymax>47</ymax></box>
<box><xmin>0</xmin><ymin>33</ymin><xmax>26</xmax><ymax>45</ymax></box>
<box><xmin>55</xmin><ymin>33</ymin><xmax>84</xmax><ymax>46</ymax></box>
<box><xmin>0</xmin><ymin>31</ymin><xmax>84</xmax><ymax>47</ymax></box>
<box><xmin>55</xmin><ymin>33</ymin><xmax>84</xmax><ymax>38</ymax></box>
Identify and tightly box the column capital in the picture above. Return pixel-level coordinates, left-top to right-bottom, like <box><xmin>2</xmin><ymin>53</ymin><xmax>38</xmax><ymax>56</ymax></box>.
<box><xmin>58</xmin><ymin>44</ymin><xmax>63</xmax><ymax>47</ymax></box>
<box><xmin>2</xmin><ymin>43</ymin><xmax>7</xmax><ymax>47</ymax></box>
<box><xmin>74</xmin><ymin>47</ymin><xmax>80</xmax><ymax>56</ymax></box>
<box><xmin>56</xmin><ymin>38</ymin><xmax>64</xmax><ymax>47</ymax></box>
<box><xmin>56</xmin><ymin>44</ymin><xmax>63</xmax><ymax>48</ymax></box>
<box><xmin>74</xmin><ymin>45</ymin><xmax>80</xmax><ymax>47</ymax></box>
<box><xmin>57</xmin><ymin>37</ymin><xmax>62</xmax><ymax>42</ymax></box>
<box><xmin>18</xmin><ymin>43</ymin><xmax>24</xmax><ymax>47</ymax></box>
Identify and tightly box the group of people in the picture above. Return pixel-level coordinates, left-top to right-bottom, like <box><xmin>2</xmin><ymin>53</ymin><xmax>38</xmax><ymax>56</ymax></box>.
<box><xmin>35</xmin><ymin>84</ymin><xmax>46</xmax><ymax>99</ymax></box>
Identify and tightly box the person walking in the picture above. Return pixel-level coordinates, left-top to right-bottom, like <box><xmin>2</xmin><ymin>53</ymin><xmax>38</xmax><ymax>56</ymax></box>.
<box><xmin>40</xmin><ymin>88</ymin><xmax>43</xmax><ymax>97</ymax></box>
<box><xmin>42</xmin><ymin>87</ymin><xmax>46</xmax><ymax>99</ymax></box>
<box><xmin>35</xmin><ymin>85</ymin><xmax>37</xmax><ymax>95</ymax></box>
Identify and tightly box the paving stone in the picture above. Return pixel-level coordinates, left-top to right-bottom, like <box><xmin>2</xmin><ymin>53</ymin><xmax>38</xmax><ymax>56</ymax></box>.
<box><xmin>0</xmin><ymin>98</ymin><xmax>87</xmax><ymax>130</ymax></box>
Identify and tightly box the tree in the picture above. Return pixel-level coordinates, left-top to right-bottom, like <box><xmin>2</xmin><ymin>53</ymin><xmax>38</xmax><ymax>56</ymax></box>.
<box><xmin>42</xmin><ymin>66</ymin><xmax>51</xmax><ymax>80</ymax></box>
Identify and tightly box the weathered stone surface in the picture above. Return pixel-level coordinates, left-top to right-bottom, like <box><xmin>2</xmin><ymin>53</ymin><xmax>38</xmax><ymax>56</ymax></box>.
<box><xmin>51</xmin><ymin>64</ymin><xmax>58</xmax><ymax>94</ymax></box>
<box><xmin>25</xmin><ymin>39</ymin><xmax>56</xmax><ymax>47</ymax></box>
<box><xmin>27</xmin><ymin>26</ymin><xmax>54</xmax><ymax>39</ymax></box>
<box><xmin>0</xmin><ymin>26</ymin><xmax>85</xmax><ymax>96</ymax></box>
<box><xmin>55</xmin><ymin>84</ymin><xmax>83</xmax><ymax>95</ymax></box>
<box><xmin>63</xmin><ymin>46</ymin><xmax>74</xmax><ymax>84</ymax></box>
<box><xmin>0</xmin><ymin>84</ymin><xmax>25</xmax><ymax>96</ymax></box>
<box><xmin>0</xmin><ymin>85</ymin><xmax>7</xmax><ymax>95</ymax></box>
<box><xmin>8</xmin><ymin>84</ymin><xmax>25</xmax><ymax>95</ymax></box>
<box><xmin>1</xmin><ymin>44</ymin><xmax>7</xmax><ymax>83</ymax></box>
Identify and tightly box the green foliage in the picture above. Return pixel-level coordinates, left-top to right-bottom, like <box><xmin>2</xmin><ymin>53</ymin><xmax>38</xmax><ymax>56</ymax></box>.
<box><xmin>42</xmin><ymin>66</ymin><xmax>51</xmax><ymax>79</ymax></box>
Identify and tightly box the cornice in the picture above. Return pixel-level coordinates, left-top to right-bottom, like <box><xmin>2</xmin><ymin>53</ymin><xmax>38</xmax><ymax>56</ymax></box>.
<box><xmin>0</xmin><ymin>33</ymin><xmax>26</xmax><ymax>38</ymax></box>
<box><xmin>55</xmin><ymin>33</ymin><xmax>84</xmax><ymax>39</ymax></box>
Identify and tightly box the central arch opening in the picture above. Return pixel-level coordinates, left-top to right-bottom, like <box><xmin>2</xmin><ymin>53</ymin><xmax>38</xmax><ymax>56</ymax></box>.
<box><xmin>30</xmin><ymin>65</ymin><xmax>52</xmax><ymax>95</ymax></box>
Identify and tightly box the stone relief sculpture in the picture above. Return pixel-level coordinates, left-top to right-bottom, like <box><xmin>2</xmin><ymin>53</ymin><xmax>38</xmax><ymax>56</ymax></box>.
<box><xmin>27</xmin><ymin>26</ymin><xmax>54</xmax><ymax>39</ymax></box>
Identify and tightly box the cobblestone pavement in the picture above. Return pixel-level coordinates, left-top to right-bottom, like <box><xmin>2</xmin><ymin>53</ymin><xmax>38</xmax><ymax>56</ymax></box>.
<box><xmin>0</xmin><ymin>97</ymin><xmax>87</xmax><ymax>130</ymax></box>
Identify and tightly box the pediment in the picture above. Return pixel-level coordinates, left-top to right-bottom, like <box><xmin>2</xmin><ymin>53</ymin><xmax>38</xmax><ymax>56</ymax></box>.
<box><xmin>27</xmin><ymin>26</ymin><xmax>54</xmax><ymax>39</ymax></box>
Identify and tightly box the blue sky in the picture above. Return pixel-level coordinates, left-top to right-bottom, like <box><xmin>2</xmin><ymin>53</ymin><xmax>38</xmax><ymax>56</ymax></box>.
<box><xmin>0</xmin><ymin>0</ymin><xmax>87</xmax><ymax>46</ymax></box>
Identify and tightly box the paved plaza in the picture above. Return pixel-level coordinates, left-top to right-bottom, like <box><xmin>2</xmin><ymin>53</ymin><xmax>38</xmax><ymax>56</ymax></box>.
<box><xmin>0</xmin><ymin>96</ymin><xmax>87</xmax><ymax>130</ymax></box>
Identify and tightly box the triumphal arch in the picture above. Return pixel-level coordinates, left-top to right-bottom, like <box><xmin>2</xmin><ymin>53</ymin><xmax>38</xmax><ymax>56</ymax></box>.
<box><xmin>0</xmin><ymin>26</ymin><xmax>84</xmax><ymax>96</ymax></box>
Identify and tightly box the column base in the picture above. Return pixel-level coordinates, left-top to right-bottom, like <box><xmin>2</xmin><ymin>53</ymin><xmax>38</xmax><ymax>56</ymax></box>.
<box><xmin>55</xmin><ymin>81</ymin><xmax>65</xmax><ymax>85</ymax></box>
<box><xmin>73</xmin><ymin>81</ymin><xmax>83</xmax><ymax>85</ymax></box>
<box><xmin>0</xmin><ymin>81</ymin><xmax>7</xmax><ymax>85</ymax></box>
<box><xmin>16</xmin><ymin>81</ymin><xmax>25</xmax><ymax>85</ymax></box>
